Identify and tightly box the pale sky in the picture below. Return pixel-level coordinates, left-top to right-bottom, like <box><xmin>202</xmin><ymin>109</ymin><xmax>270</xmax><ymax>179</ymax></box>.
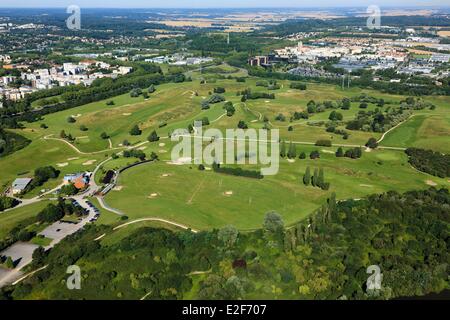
<box><xmin>0</xmin><ymin>0</ymin><xmax>449</xmax><ymax>8</ymax></box>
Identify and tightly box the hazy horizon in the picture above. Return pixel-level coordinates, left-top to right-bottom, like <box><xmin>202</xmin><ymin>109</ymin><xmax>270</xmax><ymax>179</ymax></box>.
<box><xmin>0</xmin><ymin>0</ymin><xmax>449</xmax><ymax>9</ymax></box>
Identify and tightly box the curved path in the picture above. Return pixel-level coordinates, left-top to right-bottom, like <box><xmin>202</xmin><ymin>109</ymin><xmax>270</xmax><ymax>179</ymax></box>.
<box><xmin>43</xmin><ymin>134</ymin><xmax>125</xmax><ymax>155</ymax></box>
<box><xmin>113</xmin><ymin>218</ymin><xmax>198</xmax><ymax>233</ymax></box>
<box><xmin>94</xmin><ymin>159</ymin><xmax>199</xmax><ymax>234</ymax></box>
<box><xmin>376</xmin><ymin>113</ymin><xmax>423</xmax><ymax>144</ymax></box>
<box><xmin>240</xmin><ymin>102</ymin><xmax>262</xmax><ymax>121</ymax></box>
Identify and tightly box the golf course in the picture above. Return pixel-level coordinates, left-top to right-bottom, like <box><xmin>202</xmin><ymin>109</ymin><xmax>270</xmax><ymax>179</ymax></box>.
<box><xmin>1</xmin><ymin>76</ymin><xmax>449</xmax><ymax>232</ymax></box>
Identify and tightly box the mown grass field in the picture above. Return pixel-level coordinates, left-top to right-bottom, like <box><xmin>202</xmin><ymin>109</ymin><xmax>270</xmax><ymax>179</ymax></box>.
<box><xmin>19</xmin><ymin>78</ymin><xmax>450</xmax><ymax>156</ymax></box>
<box><xmin>0</xmin><ymin>135</ymin><xmax>106</xmax><ymax>198</ymax></box>
<box><xmin>104</xmin><ymin>144</ymin><xmax>449</xmax><ymax>230</ymax></box>
<box><xmin>380</xmin><ymin>113</ymin><xmax>450</xmax><ymax>154</ymax></box>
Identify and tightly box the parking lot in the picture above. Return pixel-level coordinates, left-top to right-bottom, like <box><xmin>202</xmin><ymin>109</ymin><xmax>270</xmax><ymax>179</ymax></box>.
<box><xmin>0</xmin><ymin>242</ymin><xmax>39</xmax><ymax>269</ymax></box>
<box><xmin>39</xmin><ymin>221</ymin><xmax>83</xmax><ymax>244</ymax></box>
<box><xmin>38</xmin><ymin>198</ymin><xmax>100</xmax><ymax>246</ymax></box>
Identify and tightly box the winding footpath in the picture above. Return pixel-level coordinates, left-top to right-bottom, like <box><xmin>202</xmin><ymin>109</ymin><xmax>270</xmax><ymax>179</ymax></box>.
<box><xmin>113</xmin><ymin>218</ymin><xmax>198</xmax><ymax>233</ymax></box>
<box><xmin>42</xmin><ymin>134</ymin><xmax>124</xmax><ymax>155</ymax></box>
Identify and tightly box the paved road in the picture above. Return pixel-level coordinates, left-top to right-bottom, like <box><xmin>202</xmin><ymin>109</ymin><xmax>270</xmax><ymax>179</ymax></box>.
<box><xmin>3</xmin><ymin>182</ymin><xmax>66</xmax><ymax>213</ymax></box>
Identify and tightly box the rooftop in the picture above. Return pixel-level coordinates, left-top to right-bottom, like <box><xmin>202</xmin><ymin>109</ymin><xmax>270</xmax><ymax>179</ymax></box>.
<box><xmin>12</xmin><ymin>177</ymin><xmax>33</xmax><ymax>190</ymax></box>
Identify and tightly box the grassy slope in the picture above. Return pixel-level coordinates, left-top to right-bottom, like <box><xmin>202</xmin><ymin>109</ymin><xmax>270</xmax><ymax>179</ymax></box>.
<box><xmin>1</xmin><ymin>77</ymin><xmax>448</xmax><ymax>231</ymax></box>
<box><xmin>0</xmin><ymin>135</ymin><xmax>106</xmax><ymax>197</ymax></box>
<box><xmin>0</xmin><ymin>201</ymin><xmax>51</xmax><ymax>239</ymax></box>
<box><xmin>15</xmin><ymin>78</ymin><xmax>450</xmax><ymax>154</ymax></box>
<box><xmin>380</xmin><ymin>113</ymin><xmax>450</xmax><ymax>153</ymax></box>
<box><xmin>104</xmin><ymin>145</ymin><xmax>449</xmax><ymax>230</ymax></box>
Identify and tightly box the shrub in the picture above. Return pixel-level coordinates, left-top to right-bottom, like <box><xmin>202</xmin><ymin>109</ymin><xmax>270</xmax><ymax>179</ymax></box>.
<box><xmin>290</xmin><ymin>82</ymin><xmax>307</xmax><ymax>90</ymax></box>
<box><xmin>130</xmin><ymin>88</ymin><xmax>142</xmax><ymax>97</ymax></box>
<box><xmin>129</xmin><ymin>124</ymin><xmax>142</xmax><ymax>136</ymax></box>
<box><xmin>147</xmin><ymin>130</ymin><xmax>159</xmax><ymax>142</ymax></box>
<box><xmin>365</xmin><ymin>137</ymin><xmax>378</xmax><ymax>149</ymax></box>
<box><xmin>310</xmin><ymin>150</ymin><xmax>320</xmax><ymax>159</ymax></box>
<box><xmin>237</xmin><ymin>120</ymin><xmax>248</xmax><ymax>129</ymax></box>
<box><xmin>315</xmin><ymin>140</ymin><xmax>332</xmax><ymax>147</ymax></box>
<box><xmin>207</xmin><ymin>94</ymin><xmax>225</xmax><ymax>104</ymax></box>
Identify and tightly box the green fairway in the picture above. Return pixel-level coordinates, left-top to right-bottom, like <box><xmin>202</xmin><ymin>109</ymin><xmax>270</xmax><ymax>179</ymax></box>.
<box><xmin>104</xmin><ymin>146</ymin><xmax>449</xmax><ymax>230</ymax></box>
<box><xmin>0</xmin><ymin>136</ymin><xmax>106</xmax><ymax>198</ymax></box>
<box><xmin>2</xmin><ymin>76</ymin><xmax>449</xmax><ymax>232</ymax></box>
<box><xmin>380</xmin><ymin>114</ymin><xmax>450</xmax><ymax>153</ymax></box>
<box><xmin>16</xmin><ymin>78</ymin><xmax>450</xmax><ymax>157</ymax></box>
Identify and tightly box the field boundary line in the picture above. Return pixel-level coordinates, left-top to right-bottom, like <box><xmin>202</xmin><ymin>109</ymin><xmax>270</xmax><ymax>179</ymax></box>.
<box><xmin>11</xmin><ymin>265</ymin><xmax>48</xmax><ymax>286</ymax></box>
<box><xmin>113</xmin><ymin>218</ymin><xmax>198</xmax><ymax>233</ymax></box>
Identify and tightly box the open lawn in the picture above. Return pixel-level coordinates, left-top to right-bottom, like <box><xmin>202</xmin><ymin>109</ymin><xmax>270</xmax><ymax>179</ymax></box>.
<box><xmin>16</xmin><ymin>78</ymin><xmax>450</xmax><ymax>156</ymax></box>
<box><xmin>2</xmin><ymin>76</ymin><xmax>449</xmax><ymax>233</ymax></box>
<box><xmin>380</xmin><ymin>114</ymin><xmax>450</xmax><ymax>154</ymax></box>
<box><xmin>104</xmin><ymin>146</ymin><xmax>449</xmax><ymax>230</ymax></box>
<box><xmin>0</xmin><ymin>136</ymin><xmax>106</xmax><ymax>198</ymax></box>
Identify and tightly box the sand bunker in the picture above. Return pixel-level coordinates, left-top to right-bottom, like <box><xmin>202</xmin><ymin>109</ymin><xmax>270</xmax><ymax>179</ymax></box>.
<box><xmin>159</xmin><ymin>149</ymin><xmax>167</xmax><ymax>153</ymax></box>
<box><xmin>425</xmin><ymin>180</ymin><xmax>437</xmax><ymax>186</ymax></box>
<box><xmin>287</xmin><ymin>159</ymin><xmax>295</xmax><ymax>163</ymax></box>
<box><xmin>82</xmin><ymin>160</ymin><xmax>97</xmax><ymax>166</ymax></box>
<box><xmin>71</xmin><ymin>114</ymin><xmax>82</xmax><ymax>118</ymax></box>
<box><xmin>161</xmin><ymin>173</ymin><xmax>172</xmax><ymax>177</ymax></box>
<box><xmin>148</xmin><ymin>193</ymin><xmax>159</xmax><ymax>199</ymax></box>
<box><xmin>122</xmin><ymin>113</ymin><xmax>132</xmax><ymax>116</ymax></box>
<box><xmin>67</xmin><ymin>157</ymin><xmax>79</xmax><ymax>161</ymax></box>
<box><xmin>159</xmin><ymin>143</ymin><xmax>166</xmax><ymax>147</ymax></box>
<box><xmin>113</xmin><ymin>186</ymin><xmax>123</xmax><ymax>191</ymax></box>
<box><xmin>359</xmin><ymin>184</ymin><xmax>373</xmax><ymax>188</ymax></box>
<box><xmin>56</xmin><ymin>162</ymin><xmax>69</xmax><ymax>167</ymax></box>
<box><xmin>321</xmin><ymin>149</ymin><xmax>335</xmax><ymax>154</ymax></box>
<box><xmin>168</xmin><ymin>157</ymin><xmax>191</xmax><ymax>165</ymax></box>
<box><xmin>223</xmin><ymin>191</ymin><xmax>233</xmax><ymax>196</ymax></box>
<box><xmin>137</xmin><ymin>146</ymin><xmax>147</xmax><ymax>150</ymax></box>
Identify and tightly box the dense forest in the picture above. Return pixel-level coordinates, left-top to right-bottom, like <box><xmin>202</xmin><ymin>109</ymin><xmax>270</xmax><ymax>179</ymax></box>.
<box><xmin>405</xmin><ymin>148</ymin><xmax>450</xmax><ymax>178</ymax></box>
<box><xmin>1</xmin><ymin>187</ymin><xmax>448</xmax><ymax>300</ymax></box>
